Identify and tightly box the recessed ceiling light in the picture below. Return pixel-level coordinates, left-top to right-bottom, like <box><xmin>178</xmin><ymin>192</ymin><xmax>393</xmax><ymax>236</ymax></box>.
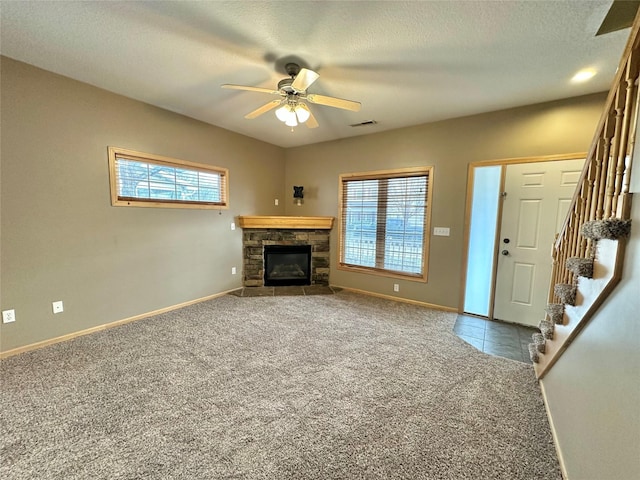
<box><xmin>571</xmin><ymin>69</ymin><xmax>597</xmax><ymax>83</ymax></box>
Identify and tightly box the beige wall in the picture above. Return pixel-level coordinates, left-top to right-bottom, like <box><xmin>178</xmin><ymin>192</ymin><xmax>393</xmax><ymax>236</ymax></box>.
<box><xmin>284</xmin><ymin>93</ymin><xmax>607</xmax><ymax>308</ymax></box>
<box><xmin>0</xmin><ymin>54</ymin><xmax>608</xmax><ymax>352</ymax></box>
<box><xmin>0</xmin><ymin>57</ymin><xmax>285</xmax><ymax>352</ymax></box>
<box><xmin>541</xmin><ymin>197</ymin><xmax>640</xmax><ymax>480</ymax></box>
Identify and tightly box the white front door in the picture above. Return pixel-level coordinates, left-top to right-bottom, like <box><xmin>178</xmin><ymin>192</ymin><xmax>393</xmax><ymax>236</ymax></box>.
<box><xmin>493</xmin><ymin>159</ymin><xmax>584</xmax><ymax>326</ymax></box>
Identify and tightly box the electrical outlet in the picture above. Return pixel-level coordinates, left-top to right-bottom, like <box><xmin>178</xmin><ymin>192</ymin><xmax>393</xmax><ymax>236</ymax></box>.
<box><xmin>275</xmin><ymin>199</ymin><xmax>279</xmax><ymax>206</ymax></box>
<box><xmin>2</xmin><ymin>309</ymin><xmax>16</xmax><ymax>324</ymax></box>
<box><xmin>231</xmin><ymin>267</ymin><xmax>237</xmax><ymax>275</ymax></box>
<box><xmin>393</xmin><ymin>284</ymin><xmax>400</xmax><ymax>292</ymax></box>
<box><xmin>433</xmin><ymin>227</ymin><xmax>450</xmax><ymax>236</ymax></box>
<box><xmin>231</xmin><ymin>222</ymin><xmax>236</xmax><ymax>230</ymax></box>
<box><xmin>52</xmin><ymin>301</ymin><xmax>64</xmax><ymax>314</ymax></box>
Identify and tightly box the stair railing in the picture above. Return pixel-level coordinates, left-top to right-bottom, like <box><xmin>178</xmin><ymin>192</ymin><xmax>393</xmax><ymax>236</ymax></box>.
<box><xmin>550</xmin><ymin>18</ymin><xmax>639</xmax><ymax>303</ymax></box>
<box><xmin>537</xmin><ymin>12</ymin><xmax>640</xmax><ymax>378</ymax></box>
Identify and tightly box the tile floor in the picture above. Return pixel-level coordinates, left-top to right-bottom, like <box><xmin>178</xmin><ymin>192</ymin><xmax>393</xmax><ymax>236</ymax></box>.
<box><xmin>229</xmin><ymin>285</ymin><xmax>338</xmax><ymax>297</ymax></box>
<box><xmin>454</xmin><ymin>314</ymin><xmax>537</xmax><ymax>364</ymax></box>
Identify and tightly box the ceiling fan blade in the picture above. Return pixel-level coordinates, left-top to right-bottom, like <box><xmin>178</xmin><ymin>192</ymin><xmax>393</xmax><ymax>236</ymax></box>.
<box><xmin>222</xmin><ymin>84</ymin><xmax>281</xmax><ymax>95</ymax></box>
<box><xmin>306</xmin><ymin>93</ymin><xmax>361</xmax><ymax>112</ymax></box>
<box><xmin>244</xmin><ymin>100</ymin><xmax>282</xmax><ymax>119</ymax></box>
<box><xmin>305</xmin><ymin>110</ymin><xmax>319</xmax><ymax>129</ymax></box>
<box><xmin>291</xmin><ymin>68</ymin><xmax>320</xmax><ymax>92</ymax></box>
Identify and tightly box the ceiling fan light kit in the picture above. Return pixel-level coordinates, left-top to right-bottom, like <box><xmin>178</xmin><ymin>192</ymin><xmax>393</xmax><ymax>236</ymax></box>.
<box><xmin>275</xmin><ymin>99</ymin><xmax>311</xmax><ymax>127</ymax></box>
<box><xmin>295</xmin><ymin>103</ymin><xmax>311</xmax><ymax>123</ymax></box>
<box><xmin>222</xmin><ymin>62</ymin><xmax>361</xmax><ymax>129</ymax></box>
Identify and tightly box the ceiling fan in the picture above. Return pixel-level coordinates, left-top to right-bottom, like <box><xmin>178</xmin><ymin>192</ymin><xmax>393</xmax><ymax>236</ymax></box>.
<box><xmin>221</xmin><ymin>62</ymin><xmax>361</xmax><ymax>128</ymax></box>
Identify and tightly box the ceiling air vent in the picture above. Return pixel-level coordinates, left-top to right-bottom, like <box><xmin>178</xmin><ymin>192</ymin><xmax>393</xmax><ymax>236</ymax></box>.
<box><xmin>350</xmin><ymin>120</ymin><xmax>378</xmax><ymax>127</ymax></box>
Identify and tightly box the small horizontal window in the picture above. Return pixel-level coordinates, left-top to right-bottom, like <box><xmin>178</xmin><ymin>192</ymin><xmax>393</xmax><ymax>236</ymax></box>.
<box><xmin>108</xmin><ymin>147</ymin><xmax>228</xmax><ymax>209</ymax></box>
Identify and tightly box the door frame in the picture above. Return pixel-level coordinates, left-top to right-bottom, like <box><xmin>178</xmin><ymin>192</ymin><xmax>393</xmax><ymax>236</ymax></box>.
<box><xmin>459</xmin><ymin>152</ymin><xmax>587</xmax><ymax>318</ymax></box>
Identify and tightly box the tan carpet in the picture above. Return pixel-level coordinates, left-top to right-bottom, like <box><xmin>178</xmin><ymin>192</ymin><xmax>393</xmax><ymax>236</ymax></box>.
<box><xmin>0</xmin><ymin>291</ymin><xmax>560</xmax><ymax>479</ymax></box>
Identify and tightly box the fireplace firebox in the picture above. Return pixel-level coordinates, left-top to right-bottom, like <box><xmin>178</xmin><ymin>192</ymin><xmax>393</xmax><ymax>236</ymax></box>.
<box><xmin>264</xmin><ymin>245</ymin><xmax>312</xmax><ymax>286</ymax></box>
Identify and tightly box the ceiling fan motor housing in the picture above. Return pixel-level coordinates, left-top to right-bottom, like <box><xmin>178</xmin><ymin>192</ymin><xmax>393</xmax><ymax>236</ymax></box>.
<box><xmin>277</xmin><ymin>78</ymin><xmax>295</xmax><ymax>93</ymax></box>
<box><xmin>278</xmin><ymin>63</ymin><xmax>304</xmax><ymax>94</ymax></box>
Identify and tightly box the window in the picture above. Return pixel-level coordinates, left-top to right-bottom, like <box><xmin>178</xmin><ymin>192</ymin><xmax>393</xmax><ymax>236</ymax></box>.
<box><xmin>339</xmin><ymin>166</ymin><xmax>433</xmax><ymax>281</ymax></box>
<box><xmin>108</xmin><ymin>147</ymin><xmax>228</xmax><ymax>209</ymax></box>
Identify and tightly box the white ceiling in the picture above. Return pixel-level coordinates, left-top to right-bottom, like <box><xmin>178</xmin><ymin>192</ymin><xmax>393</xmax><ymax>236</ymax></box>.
<box><xmin>0</xmin><ymin>1</ymin><xmax>630</xmax><ymax>148</ymax></box>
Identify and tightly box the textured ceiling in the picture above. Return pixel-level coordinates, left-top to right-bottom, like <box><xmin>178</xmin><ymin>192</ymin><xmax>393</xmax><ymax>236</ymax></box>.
<box><xmin>0</xmin><ymin>1</ymin><xmax>631</xmax><ymax>148</ymax></box>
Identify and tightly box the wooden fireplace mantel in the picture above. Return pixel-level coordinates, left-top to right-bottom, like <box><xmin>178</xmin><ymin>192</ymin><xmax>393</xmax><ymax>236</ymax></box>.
<box><xmin>237</xmin><ymin>215</ymin><xmax>334</xmax><ymax>230</ymax></box>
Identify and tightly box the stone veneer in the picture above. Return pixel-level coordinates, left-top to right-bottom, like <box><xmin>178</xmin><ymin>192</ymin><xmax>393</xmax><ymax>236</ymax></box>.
<box><xmin>242</xmin><ymin>229</ymin><xmax>330</xmax><ymax>287</ymax></box>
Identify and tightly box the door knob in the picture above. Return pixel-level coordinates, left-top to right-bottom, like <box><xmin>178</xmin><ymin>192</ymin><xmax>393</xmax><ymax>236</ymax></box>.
<box><xmin>501</xmin><ymin>250</ymin><xmax>509</xmax><ymax>256</ymax></box>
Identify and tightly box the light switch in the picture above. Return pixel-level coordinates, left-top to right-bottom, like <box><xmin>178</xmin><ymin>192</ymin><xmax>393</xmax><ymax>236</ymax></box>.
<box><xmin>433</xmin><ymin>227</ymin><xmax>450</xmax><ymax>236</ymax></box>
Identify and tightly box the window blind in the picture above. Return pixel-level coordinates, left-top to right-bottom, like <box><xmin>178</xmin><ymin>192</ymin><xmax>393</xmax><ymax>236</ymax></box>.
<box><xmin>339</xmin><ymin>167</ymin><xmax>432</xmax><ymax>280</ymax></box>
<box><xmin>108</xmin><ymin>147</ymin><xmax>228</xmax><ymax>209</ymax></box>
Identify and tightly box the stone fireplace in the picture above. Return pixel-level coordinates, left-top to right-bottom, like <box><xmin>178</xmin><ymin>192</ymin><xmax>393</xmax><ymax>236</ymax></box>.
<box><xmin>238</xmin><ymin>216</ymin><xmax>334</xmax><ymax>287</ymax></box>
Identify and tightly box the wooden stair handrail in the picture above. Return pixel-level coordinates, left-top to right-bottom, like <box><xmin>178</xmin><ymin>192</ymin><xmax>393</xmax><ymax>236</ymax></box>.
<box><xmin>554</xmin><ymin>11</ymin><xmax>640</xmax><ymax>251</ymax></box>
<box><xmin>537</xmin><ymin>10</ymin><xmax>640</xmax><ymax>378</ymax></box>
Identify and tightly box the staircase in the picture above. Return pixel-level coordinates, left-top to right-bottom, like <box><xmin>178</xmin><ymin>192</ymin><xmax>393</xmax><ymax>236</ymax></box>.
<box><xmin>531</xmin><ymin>13</ymin><xmax>639</xmax><ymax>379</ymax></box>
